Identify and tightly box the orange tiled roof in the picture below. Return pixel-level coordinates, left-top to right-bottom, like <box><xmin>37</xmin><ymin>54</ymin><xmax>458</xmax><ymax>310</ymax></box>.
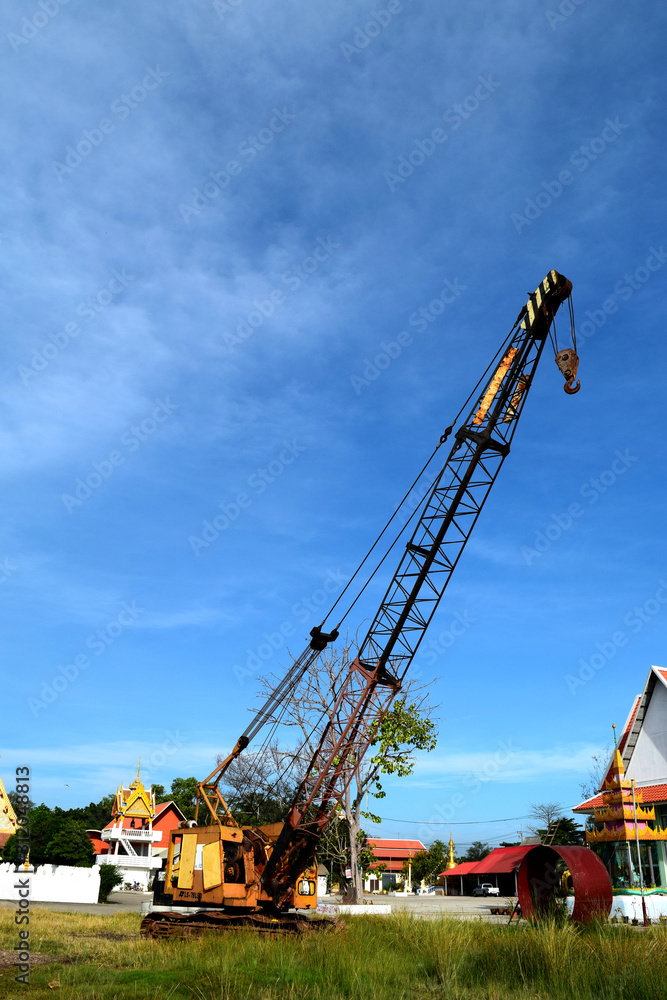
<box><xmin>367</xmin><ymin>839</ymin><xmax>426</xmax><ymax>851</ymax></box>
<box><xmin>574</xmin><ymin>783</ymin><xmax>667</xmax><ymax>812</ymax></box>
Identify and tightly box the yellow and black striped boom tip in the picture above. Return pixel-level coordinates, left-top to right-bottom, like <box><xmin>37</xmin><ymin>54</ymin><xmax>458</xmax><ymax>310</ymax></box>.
<box><xmin>520</xmin><ymin>270</ymin><xmax>572</xmax><ymax>335</ymax></box>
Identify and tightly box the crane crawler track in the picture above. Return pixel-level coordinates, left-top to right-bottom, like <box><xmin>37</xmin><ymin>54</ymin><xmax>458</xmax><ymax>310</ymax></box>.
<box><xmin>140</xmin><ymin>910</ymin><xmax>344</xmax><ymax>939</ymax></box>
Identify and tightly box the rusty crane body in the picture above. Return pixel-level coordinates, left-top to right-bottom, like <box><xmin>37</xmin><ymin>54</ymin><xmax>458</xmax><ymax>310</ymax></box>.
<box><xmin>142</xmin><ymin>270</ymin><xmax>578</xmax><ymax>937</ymax></box>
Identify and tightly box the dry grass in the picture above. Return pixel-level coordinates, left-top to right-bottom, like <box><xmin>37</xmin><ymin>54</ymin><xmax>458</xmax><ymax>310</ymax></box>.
<box><xmin>0</xmin><ymin>906</ymin><xmax>665</xmax><ymax>1000</ymax></box>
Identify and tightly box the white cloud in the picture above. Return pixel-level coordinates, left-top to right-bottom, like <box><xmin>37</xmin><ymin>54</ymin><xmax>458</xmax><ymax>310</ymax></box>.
<box><xmin>409</xmin><ymin>743</ymin><xmax>605</xmax><ymax>788</ymax></box>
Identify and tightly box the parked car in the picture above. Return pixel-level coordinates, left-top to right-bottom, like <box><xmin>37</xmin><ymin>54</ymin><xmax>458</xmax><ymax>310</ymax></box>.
<box><xmin>418</xmin><ymin>885</ymin><xmax>438</xmax><ymax>894</ymax></box>
<box><xmin>472</xmin><ymin>883</ymin><xmax>500</xmax><ymax>897</ymax></box>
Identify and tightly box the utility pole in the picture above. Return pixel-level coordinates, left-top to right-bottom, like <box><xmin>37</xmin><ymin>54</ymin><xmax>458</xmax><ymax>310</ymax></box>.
<box><xmin>631</xmin><ymin>779</ymin><xmax>649</xmax><ymax>926</ymax></box>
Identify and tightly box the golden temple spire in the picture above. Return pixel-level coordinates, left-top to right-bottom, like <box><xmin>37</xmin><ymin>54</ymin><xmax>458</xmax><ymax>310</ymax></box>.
<box><xmin>446</xmin><ymin>832</ymin><xmax>457</xmax><ymax>869</ymax></box>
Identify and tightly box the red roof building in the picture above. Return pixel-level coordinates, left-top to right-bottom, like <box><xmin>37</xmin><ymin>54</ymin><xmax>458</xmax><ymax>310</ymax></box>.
<box><xmin>367</xmin><ymin>838</ymin><xmax>426</xmax><ymax>873</ymax></box>
<box><xmin>364</xmin><ymin>838</ymin><xmax>426</xmax><ymax>891</ymax></box>
<box><xmin>439</xmin><ymin>846</ymin><xmax>534</xmax><ymax>896</ymax></box>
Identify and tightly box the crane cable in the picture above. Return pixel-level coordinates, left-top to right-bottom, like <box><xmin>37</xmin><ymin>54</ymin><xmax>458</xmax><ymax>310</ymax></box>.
<box><xmin>323</xmin><ymin>323</ymin><xmax>519</xmax><ymax>634</ymax></box>
<box><xmin>547</xmin><ymin>294</ymin><xmax>577</xmax><ymax>358</ymax></box>
<box><xmin>227</xmin><ymin>313</ymin><xmax>532</xmax><ymax>774</ymax></box>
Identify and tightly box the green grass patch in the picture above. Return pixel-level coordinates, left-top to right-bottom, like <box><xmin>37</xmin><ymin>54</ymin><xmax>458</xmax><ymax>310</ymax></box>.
<box><xmin>0</xmin><ymin>907</ymin><xmax>665</xmax><ymax>1000</ymax></box>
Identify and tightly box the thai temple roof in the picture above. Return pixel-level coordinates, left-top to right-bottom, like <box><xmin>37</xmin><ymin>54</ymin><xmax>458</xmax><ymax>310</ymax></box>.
<box><xmin>573</xmin><ymin>665</ymin><xmax>667</xmax><ymax>816</ymax></box>
<box><xmin>112</xmin><ymin>762</ymin><xmax>156</xmax><ymax>821</ymax></box>
<box><xmin>0</xmin><ymin>775</ymin><xmax>17</xmax><ymax>837</ymax></box>
<box><xmin>586</xmin><ymin>741</ymin><xmax>666</xmax><ymax>843</ymax></box>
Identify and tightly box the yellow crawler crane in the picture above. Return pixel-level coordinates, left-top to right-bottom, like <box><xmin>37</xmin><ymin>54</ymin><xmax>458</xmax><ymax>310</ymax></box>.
<box><xmin>141</xmin><ymin>270</ymin><xmax>578</xmax><ymax>938</ymax></box>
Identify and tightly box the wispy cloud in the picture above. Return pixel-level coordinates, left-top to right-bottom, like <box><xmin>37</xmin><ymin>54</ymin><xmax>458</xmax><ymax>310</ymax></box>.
<box><xmin>410</xmin><ymin>743</ymin><xmax>605</xmax><ymax>787</ymax></box>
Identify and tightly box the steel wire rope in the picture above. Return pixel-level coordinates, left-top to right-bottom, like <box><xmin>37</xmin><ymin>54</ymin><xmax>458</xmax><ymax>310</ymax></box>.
<box><xmin>231</xmin><ymin>653</ymin><xmax>343</xmax><ymax>805</ymax></box>
<box><xmin>224</xmin><ymin>320</ymin><xmax>522</xmax><ymax>799</ymax></box>
<box><xmin>261</xmin><ymin>658</ymin><xmax>352</xmax><ymax>803</ymax></box>
<box><xmin>327</xmin><ymin>324</ymin><xmax>519</xmax><ymax>633</ymax></box>
<box><xmin>568</xmin><ymin>294</ymin><xmax>577</xmax><ymax>352</ymax></box>
<box><xmin>222</xmin><ymin>698</ymin><xmax>305</xmax><ymax>817</ymax></box>
<box><xmin>251</xmin><ymin>325</ymin><xmax>524</xmax><ymax>810</ymax></box>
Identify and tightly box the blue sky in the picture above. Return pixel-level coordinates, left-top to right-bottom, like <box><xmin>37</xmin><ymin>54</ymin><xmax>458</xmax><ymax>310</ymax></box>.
<box><xmin>1</xmin><ymin>0</ymin><xmax>666</xmax><ymax>851</ymax></box>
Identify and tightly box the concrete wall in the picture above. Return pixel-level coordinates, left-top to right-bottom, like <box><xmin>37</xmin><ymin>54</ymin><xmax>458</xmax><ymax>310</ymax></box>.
<box><xmin>0</xmin><ymin>863</ymin><xmax>100</xmax><ymax>904</ymax></box>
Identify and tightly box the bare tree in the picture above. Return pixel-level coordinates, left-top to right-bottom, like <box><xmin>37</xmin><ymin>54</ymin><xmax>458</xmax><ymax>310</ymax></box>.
<box><xmin>217</xmin><ymin>740</ymin><xmax>297</xmax><ymax>826</ymax></box>
<box><xmin>579</xmin><ymin>746</ymin><xmax>612</xmax><ymax>801</ymax></box>
<box><xmin>527</xmin><ymin>802</ymin><xmax>563</xmax><ymax>837</ymax></box>
<box><xmin>247</xmin><ymin>634</ymin><xmax>437</xmax><ymax>902</ymax></box>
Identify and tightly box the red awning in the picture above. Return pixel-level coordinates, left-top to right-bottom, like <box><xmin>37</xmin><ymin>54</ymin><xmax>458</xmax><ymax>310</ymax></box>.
<box><xmin>440</xmin><ymin>846</ymin><xmax>535</xmax><ymax>878</ymax></box>
<box><xmin>470</xmin><ymin>846</ymin><xmax>534</xmax><ymax>874</ymax></box>
<box><xmin>439</xmin><ymin>861</ymin><xmax>479</xmax><ymax>877</ymax></box>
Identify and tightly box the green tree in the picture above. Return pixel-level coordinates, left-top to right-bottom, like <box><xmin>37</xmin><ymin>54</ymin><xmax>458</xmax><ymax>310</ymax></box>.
<box><xmin>170</xmin><ymin>777</ymin><xmax>199</xmax><ymax>820</ymax></box>
<box><xmin>2</xmin><ymin>804</ymin><xmax>60</xmax><ymax>867</ymax></box>
<box><xmin>403</xmin><ymin>839</ymin><xmax>448</xmax><ymax>888</ymax></box>
<box><xmin>45</xmin><ymin>818</ymin><xmax>95</xmax><ymax>867</ymax></box>
<box><xmin>463</xmin><ymin>840</ymin><xmax>491</xmax><ymax>862</ymax></box>
<box><xmin>151</xmin><ymin>784</ymin><xmax>166</xmax><ymax>802</ymax></box>
<box><xmin>60</xmin><ymin>794</ymin><xmax>116</xmax><ymax>830</ymax></box>
<box><xmin>8</xmin><ymin>790</ymin><xmax>35</xmax><ymax>814</ymax></box>
<box><xmin>98</xmin><ymin>864</ymin><xmax>124</xmax><ymax>902</ymax></box>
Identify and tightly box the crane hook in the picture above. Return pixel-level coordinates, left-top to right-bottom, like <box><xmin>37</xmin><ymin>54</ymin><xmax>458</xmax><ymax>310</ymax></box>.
<box><xmin>554</xmin><ymin>348</ymin><xmax>580</xmax><ymax>395</ymax></box>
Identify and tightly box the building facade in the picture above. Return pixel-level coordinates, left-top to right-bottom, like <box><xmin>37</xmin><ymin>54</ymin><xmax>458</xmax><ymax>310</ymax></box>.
<box><xmin>573</xmin><ymin>665</ymin><xmax>667</xmax><ymax>888</ymax></box>
<box><xmin>89</xmin><ymin>767</ymin><xmax>186</xmax><ymax>890</ymax></box>
<box><xmin>364</xmin><ymin>838</ymin><xmax>426</xmax><ymax>892</ymax></box>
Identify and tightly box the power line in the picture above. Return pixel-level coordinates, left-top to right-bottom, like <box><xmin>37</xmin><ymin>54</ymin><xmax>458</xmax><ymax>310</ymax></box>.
<box><xmin>378</xmin><ymin>814</ymin><xmax>530</xmax><ymax>826</ymax></box>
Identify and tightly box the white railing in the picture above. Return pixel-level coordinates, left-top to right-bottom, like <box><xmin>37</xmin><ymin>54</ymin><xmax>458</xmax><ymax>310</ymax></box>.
<box><xmin>101</xmin><ymin>828</ymin><xmax>153</xmax><ymax>842</ymax></box>
<box><xmin>95</xmin><ymin>855</ymin><xmax>161</xmax><ymax>869</ymax></box>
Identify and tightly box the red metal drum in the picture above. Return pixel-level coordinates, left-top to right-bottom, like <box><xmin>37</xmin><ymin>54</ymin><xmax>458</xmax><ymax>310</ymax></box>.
<box><xmin>517</xmin><ymin>845</ymin><xmax>612</xmax><ymax>923</ymax></box>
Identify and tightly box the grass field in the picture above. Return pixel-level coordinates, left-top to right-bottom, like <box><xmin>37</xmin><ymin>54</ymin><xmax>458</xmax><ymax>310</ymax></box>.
<box><xmin>0</xmin><ymin>908</ymin><xmax>665</xmax><ymax>1000</ymax></box>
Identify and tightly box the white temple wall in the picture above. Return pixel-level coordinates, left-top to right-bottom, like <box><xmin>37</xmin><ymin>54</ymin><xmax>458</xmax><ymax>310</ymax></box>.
<box><xmin>0</xmin><ymin>862</ymin><xmax>100</xmax><ymax>904</ymax></box>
